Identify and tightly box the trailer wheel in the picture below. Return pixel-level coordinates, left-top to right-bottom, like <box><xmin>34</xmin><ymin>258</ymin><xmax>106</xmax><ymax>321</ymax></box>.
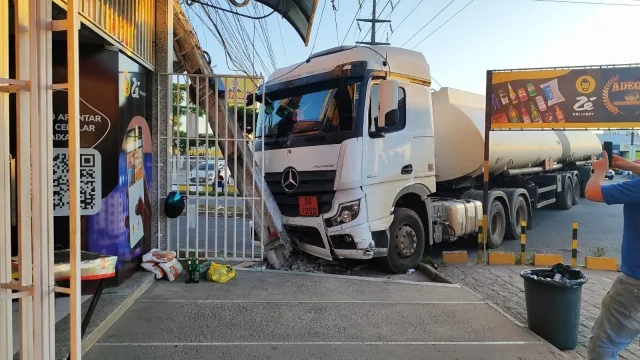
<box><xmin>487</xmin><ymin>200</ymin><xmax>506</xmax><ymax>249</ymax></box>
<box><xmin>381</xmin><ymin>207</ymin><xmax>426</xmax><ymax>274</ymax></box>
<box><xmin>506</xmin><ymin>196</ymin><xmax>527</xmax><ymax>240</ymax></box>
<box><xmin>556</xmin><ymin>177</ymin><xmax>573</xmax><ymax>210</ymax></box>
<box><xmin>572</xmin><ymin>175</ymin><xmax>580</xmax><ymax>205</ymax></box>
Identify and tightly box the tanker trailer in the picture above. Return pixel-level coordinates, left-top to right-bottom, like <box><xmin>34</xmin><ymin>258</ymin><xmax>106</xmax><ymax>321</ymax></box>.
<box><xmin>427</xmin><ymin>87</ymin><xmax>600</xmax><ymax>249</ymax></box>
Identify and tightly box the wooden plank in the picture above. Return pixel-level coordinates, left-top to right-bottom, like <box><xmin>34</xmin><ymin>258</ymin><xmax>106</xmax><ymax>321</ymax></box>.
<box><xmin>66</xmin><ymin>0</ymin><xmax>82</xmax><ymax>357</ymax></box>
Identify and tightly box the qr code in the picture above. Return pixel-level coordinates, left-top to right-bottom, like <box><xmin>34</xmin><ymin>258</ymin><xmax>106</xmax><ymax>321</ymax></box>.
<box><xmin>53</xmin><ymin>148</ymin><xmax>102</xmax><ymax>217</ymax></box>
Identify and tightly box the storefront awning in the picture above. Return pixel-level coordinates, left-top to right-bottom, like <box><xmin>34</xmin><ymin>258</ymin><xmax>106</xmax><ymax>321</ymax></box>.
<box><xmin>254</xmin><ymin>0</ymin><xmax>319</xmax><ymax>46</ymax></box>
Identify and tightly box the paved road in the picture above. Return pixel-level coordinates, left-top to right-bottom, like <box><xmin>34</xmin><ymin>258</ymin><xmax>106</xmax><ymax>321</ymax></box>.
<box><xmin>429</xmin><ymin>176</ymin><xmax>627</xmax><ymax>264</ymax></box>
<box><xmin>85</xmin><ymin>270</ymin><xmax>568</xmax><ymax>360</ymax></box>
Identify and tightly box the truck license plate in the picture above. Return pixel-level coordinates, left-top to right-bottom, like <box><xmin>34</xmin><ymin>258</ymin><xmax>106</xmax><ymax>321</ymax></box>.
<box><xmin>298</xmin><ymin>196</ymin><xmax>319</xmax><ymax>217</ymax></box>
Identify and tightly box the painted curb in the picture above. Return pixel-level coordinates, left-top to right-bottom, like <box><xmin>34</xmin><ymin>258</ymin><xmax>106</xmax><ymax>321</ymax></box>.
<box><xmin>488</xmin><ymin>251</ymin><xmax>516</xmax><ymax>265</ymax></box>
<box><xmin>442</xmin><ymin>250</ymin><xmax>468</xmax><ymax>265</ymax></box>
<box><xmin>417</xmin><ymin>263</ymin><xmax>455</xmax><ymax>284</ymax></box>
<box><xmin>533</xmin><ymin>253</ymin><xmax>564</xmax><ymax>267</ymax></box>
<box><xmin>584</xmin><ymin>256</ymin><xmax>618</xmax><ymax>271</ymax></box>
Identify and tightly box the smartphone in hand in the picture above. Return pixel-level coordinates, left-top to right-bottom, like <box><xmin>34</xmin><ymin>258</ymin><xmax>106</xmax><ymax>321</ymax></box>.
<box><xmin>603</xmin><ymin>141</ymin><xmax>613</xmax><ymax>168</ymax></box>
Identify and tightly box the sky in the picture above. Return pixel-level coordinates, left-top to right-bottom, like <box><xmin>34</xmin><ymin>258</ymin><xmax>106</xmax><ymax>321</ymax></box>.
<box><xmin>182</xmin><ymin>0</ymin><xmax>640</xmax><ymax>96</ymax></box>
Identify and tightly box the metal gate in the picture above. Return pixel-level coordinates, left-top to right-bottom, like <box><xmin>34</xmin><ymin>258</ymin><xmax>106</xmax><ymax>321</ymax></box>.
<box><xmin>158</xmin><ymin>73</ymin><xmax>265</xmax><ymax>261</ymax></box>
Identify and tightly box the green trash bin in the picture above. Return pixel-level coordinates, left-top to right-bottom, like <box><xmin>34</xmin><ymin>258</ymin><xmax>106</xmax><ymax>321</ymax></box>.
<box><xmin>520</xmin><ymin>264</ymin><xmax>588</xmax><ymax>350</ymax></box>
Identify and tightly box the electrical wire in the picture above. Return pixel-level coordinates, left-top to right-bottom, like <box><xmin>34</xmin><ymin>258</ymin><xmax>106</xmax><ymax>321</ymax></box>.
<box><xmin>532</xmin><ymin>0</ymin><xmax>640</xmax><ymax>6</ymax></box>
<box><xmin>375</xmin><ymin>0</ymin><xmax>401</xmax><ymax>38</ymax></box>
<box><xmin>332</xmin><ymin>0</ymin><xmax>340</xmax><ymax>46</ymax></box>
<box><xmin>276</xmin><ymin>15</ymin><xmax>289</xmax><ymax>63</ymax></box>
<box><xmin>400</xmin><ymin>0</ymin><xmax>455</xmax><ymax>48</ymax></box>
<box><xmin>341</xmin><ymin>0</ymin><xmax>366</xmax><ymax>45</ymax></box>
<box><xmin>309</xmin><ymin>0</ymin><xmax>328</xmax><ymax>55</ymax></box>
<box><xmin>184</xmin><ymin>0</ymin><xmax>278</xmax><ymax>19</ymax></box>
<box><xmin>359</xmin><ymin>0</ymin><xmax>390</xmax><ymax>41</ymax></box>
<box><xmin>391</xmin><ymin>0</ymin><xmax>424</xmax><ymax>38</ymax></box>
<box><xmin>410</xmin><ymin>0</ymin><xmax>476</xmax><ymax>50</ymax></box>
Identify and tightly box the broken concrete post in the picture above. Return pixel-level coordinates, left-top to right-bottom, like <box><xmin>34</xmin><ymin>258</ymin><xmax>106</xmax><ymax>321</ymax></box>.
<box><xmin>172</xmin><ymin>1</ymin><xmax>291</xmax><ymax>265</ymax></box>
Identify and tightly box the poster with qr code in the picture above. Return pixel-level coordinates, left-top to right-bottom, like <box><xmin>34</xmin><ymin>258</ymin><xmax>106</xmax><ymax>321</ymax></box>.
<box><xmin>53</xmin><ymin>147</ymin><xmax>103</xmax><ymax>217</ymax></box>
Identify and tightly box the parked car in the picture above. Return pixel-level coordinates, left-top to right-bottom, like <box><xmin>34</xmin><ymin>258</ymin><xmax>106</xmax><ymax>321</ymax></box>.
<box><xmin>190</xmin><ymin>160</ymin><xmax>225</xmax><ymax>184</ymax></box>
<box><xmin>607</xmin><ymin>169</ymin><xmax>615</xmax><ymax>180</ymax></box>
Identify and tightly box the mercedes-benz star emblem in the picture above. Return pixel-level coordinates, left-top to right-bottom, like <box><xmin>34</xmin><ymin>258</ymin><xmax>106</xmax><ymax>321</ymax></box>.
<box><xmin>281</xmin><ymin>168</ymin><xmax>299</xmax><ymax>192</ymax></box>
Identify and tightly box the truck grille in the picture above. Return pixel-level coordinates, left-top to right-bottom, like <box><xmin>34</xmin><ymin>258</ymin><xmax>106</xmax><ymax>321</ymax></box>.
<box><xmin>264</xmin><ymin>170</ymin><xmax>336</xmax><ymax>217</ymax></box>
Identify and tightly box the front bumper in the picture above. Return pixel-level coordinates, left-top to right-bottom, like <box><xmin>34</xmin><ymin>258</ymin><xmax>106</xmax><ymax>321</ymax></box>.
<box><xmin>283</xmin><ymin>190</ymin><xmax>375</xmax><ymax>260</ymax></box>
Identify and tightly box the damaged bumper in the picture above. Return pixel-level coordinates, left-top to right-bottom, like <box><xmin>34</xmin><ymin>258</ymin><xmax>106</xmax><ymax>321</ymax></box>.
<box><xmin>283</xmin><ymin>192</ymin><xmax>375</xmax><ymax>261</ymax></box>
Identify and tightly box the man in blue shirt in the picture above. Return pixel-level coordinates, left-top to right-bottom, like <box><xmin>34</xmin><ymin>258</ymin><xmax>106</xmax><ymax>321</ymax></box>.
<box><xmin>586</xmin><ymin>151</ymin><xmax>640</xmax><ymax>359</ymax></box>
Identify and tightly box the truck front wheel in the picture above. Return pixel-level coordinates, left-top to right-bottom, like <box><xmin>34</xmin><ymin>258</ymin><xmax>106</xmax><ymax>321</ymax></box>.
<box><xmin>381</xmin><ymin>207</ymin><xmax>426</xmax><ymax>274</ymax></box>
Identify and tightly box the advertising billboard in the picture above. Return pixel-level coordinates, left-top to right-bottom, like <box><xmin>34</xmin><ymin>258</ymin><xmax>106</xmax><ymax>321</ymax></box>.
<box><xmin>51</xmin><ymin>42</ymin><xmax>152</xmax><ymax>286</ymax></box>
<box><xmin>488</xmin><ymin>66</ymin><xmax>640</xmax><ymax>129</ymax></box>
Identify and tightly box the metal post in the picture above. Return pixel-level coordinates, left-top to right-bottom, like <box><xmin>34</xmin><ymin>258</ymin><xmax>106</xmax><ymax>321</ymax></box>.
<box><xmin>66</xmin><ymin>0</ymin><xmax>83</xmax><ymax>356</ymax></box>
<box><xmin>477</xmin><ymin>220</ymin><xmax>483</xmax><ymax>264</ymax></box>
<box><xmin>630</xmin><ymin>131</ymin><xmax>635</xmax><ymax>163</ymax></box>
<box><xmin>482</xmin><ymin>71</ymin><xmax>492</xmax><ymax>266</ymax></box>
<box><xmin>520</xmin><ymin>220</ymin><xmax>527</xmax><ymax>265</ymax></box>
<box><xmin>571</xmin><ymin>222</ymin><xmax>578</xmax><ymax>268</ymax></box>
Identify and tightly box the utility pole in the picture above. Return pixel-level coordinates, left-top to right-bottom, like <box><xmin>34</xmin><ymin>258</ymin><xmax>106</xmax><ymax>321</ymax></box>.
<box><xmin>356</xmin><ymin>0</ymin><xmax>391</xmax><ymax>46</ymax></box>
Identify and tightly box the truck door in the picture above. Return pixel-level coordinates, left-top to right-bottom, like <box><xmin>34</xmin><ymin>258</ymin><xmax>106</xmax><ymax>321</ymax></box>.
<box><xmin>362</xmin><ymin>80</ymin><xmax>413</xmax><ymax>223</ymax></box>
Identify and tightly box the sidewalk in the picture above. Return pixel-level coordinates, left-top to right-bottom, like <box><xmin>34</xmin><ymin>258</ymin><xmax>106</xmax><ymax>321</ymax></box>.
<box><xmin>83</xmin><ymin>269</ymin><xmax>568</xmax><ymax>360</ymax></box>
<box><xmin>437</xmin><ymin>263</ymin><xmax>640</xmax><ymax>359</ymax></box>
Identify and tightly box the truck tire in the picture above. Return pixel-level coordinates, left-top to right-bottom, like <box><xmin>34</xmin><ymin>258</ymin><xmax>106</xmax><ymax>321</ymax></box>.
<box><xmin>506</xmin><ymin>196</ymin><xmax>527</xmax><ymax>240</ymax></box>
<box><xmin>572</xmin><ymin>175</ymin><xmax>580</xmax><ymax>205</ymax></box>
<box><xmin>381</xmin><ymin>207</ymin><xmax>426</xmax><ymax>274</ymax></box>
<box><xmin>556</xmin><ymin>177</ymin><xmax>573</xmax><ymax>210</ymax></box>
<box><xmin>487</xmin><ymin>200</ymin><xmax>507</xmax><ymax>249</ymax></box>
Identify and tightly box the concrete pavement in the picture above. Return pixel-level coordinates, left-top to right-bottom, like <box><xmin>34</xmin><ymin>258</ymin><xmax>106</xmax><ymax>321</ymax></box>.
<box><xmin>84</xmin><ymin>270</ymin><xmax>568</xmax><ymax>360</ymax></box>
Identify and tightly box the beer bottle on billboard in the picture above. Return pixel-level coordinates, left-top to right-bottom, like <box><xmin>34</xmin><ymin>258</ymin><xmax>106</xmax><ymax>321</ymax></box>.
<box><xmin>530</xmin><ymin>102</ymin><xmax>543</xmax><ymax>123</ymax></box>
<box><xmin>508</xmin><ymin>82</ymin><xmax>518</xmax><ymax>104</ymax></box>
<box><xmin>499</xmin><ymin>88</ymin><xmax>509</xmax><ymax>105</ymax></box>
<box><xmin>555</xmin><ymin>105</ymin><xmax>566</xmax><ymax>123</ymax></box>
<box><xmin>520</xmin><ymin>104</ymin><xmax>531</xmax><ymax>123</ymax></box>
<box><xmin>508</xmin><ymin>105</ymin><xmax>520</xmax><ymax>123</ymax></box>
<box><xmin>527</xmin><ymin>82</ymin><xmax>537</xmax><ymax>97</ymax></box>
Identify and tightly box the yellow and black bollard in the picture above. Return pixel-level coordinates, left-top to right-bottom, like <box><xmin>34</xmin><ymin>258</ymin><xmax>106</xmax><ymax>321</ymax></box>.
<box><xmin>477</xmin><ymin>219</ymin><xmax>484</xmax><ymax>264</ymax></box>
<box><xmin>572</xmin><ymin>222</ymin><xmax>578</xmax><ymax>267</ymax></box>
<box><xmin>520</xmin><ymin>220</ymin><xmax>527</xmax><ymax>264</ymax></box>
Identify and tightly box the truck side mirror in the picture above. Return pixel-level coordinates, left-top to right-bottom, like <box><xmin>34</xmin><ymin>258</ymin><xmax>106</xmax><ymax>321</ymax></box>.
<box><xmin>378</xmin><ymin>79</ymin><xmax>399</xmax><ymax>129</ymax></box>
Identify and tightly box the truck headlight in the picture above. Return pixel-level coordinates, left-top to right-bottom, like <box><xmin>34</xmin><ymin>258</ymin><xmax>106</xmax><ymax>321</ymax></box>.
<box><xmin>326</xmin><ymin>200</ymin><xmax>360</xmax><ymax>227</ymax></box>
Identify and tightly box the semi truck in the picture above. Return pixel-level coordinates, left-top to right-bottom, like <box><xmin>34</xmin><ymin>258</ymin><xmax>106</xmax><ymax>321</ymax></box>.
<box><xmin>251</xmin><ymin>45</ymin><xmax>601</xmax><ymax>274</ymax></box>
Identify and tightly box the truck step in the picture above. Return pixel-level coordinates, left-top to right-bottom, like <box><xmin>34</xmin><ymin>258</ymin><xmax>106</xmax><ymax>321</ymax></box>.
<box><xmin>538</xmin><ymin>185</ymin><xmax>557</xmax><ymax>194</ymax></box>
<box><xmin>536</xmin><ymin>198</ymin><xmax>556</xmax><ymax>209</ymax></box>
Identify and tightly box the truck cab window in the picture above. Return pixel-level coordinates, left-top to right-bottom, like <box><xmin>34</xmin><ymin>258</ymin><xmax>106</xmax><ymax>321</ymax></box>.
<box><xmin>369</xmin><ymin>85</ymin><xmax>406</xmax><ymax>133</ymax></box>
<box><xmin>257</xmin><ymin>81</ymin><xmax>360</xmax><ymax>138</ymax></box>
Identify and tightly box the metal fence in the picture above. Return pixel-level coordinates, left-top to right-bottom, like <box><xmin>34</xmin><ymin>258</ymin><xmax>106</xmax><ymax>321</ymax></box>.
<box><xmin>157</xmin><ymin>73</ymin><xmax>265</xmax><ymax>261</ymax></box>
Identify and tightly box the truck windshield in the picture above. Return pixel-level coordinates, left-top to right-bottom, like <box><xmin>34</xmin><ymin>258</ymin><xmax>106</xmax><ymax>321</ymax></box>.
<box><xmin>257</xmin><ymin>80</ymin><xmax>361</xmax><ymax>139</ymax></box>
